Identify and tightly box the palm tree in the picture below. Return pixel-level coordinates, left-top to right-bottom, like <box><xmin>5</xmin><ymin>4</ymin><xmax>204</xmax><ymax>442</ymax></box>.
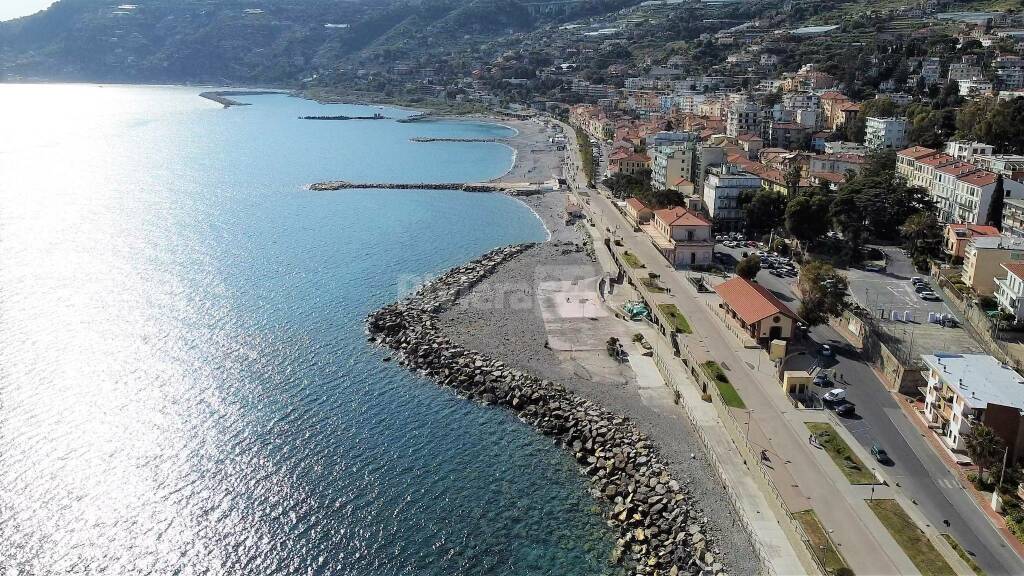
<box><xmin>900</xmin><ymin>211</ymin><xmax>939</xmax><ymax>259</ymax></box>
<box><xmin>964</xmin><ymin>424</ymin><xmax>1004</xmax><ymax>481</ymax></box>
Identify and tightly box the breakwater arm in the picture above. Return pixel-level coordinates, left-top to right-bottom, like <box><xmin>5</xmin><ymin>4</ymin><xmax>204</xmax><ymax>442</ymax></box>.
<box><xmin>199</xmin><ymin>90</ymin><xmax>286</xmax><ymax>108</ymax></box>
<box><xmin>409</xmin><ymin>137</ymin><xmax>507</xmax><ymax>143</ymax></box>
<box><xmin>309</xmin><ymin>181</ymin><xmax>504</xmax><ymax>192</ymax></box>
<box><xmin>300</xmin><ymin>114</ymin><xmax>391</xmax><ymax>120</ymax></box>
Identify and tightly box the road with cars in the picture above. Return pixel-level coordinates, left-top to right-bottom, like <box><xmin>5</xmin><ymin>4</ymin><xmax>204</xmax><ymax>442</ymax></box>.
<box><xmin>715</xmin><ymin>236</ymin><xmax>1024</xmax><ymax>575</ymax></box>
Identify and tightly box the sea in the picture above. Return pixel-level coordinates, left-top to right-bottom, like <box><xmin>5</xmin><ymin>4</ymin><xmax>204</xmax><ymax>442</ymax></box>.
<box><xmin>0</xmin><ymin>84</ymin><xmax>620</xmax><ymax>575</ymax></box>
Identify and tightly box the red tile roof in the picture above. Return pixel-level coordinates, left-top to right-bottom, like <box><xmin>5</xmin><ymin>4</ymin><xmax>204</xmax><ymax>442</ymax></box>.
<box><xmin>654</xmin><ymin>206</ymin><xmax>710</xmax><ymax>227</ymax></box>
<box><xmin>936</xmin><ymin>162</ymin><xmax>978</xmax><ymax>177</ymax></box>
<box><xmin>958</xmin><ymin>170</ymin><xmax>999</xmax><ymax>187</ymax></box>
<box><xmin>918</xmin><ymin>153</ymin><xmax>957</xmax><ymax>167</ymax></box>
<box><xmin>948</xmin><ymin>223</ymin><xmax>1000</xmax><ymax>237</ymax></box>
<box><xmin>626</xmin><ymin>197</ymin><xmax>650</xmax><ymax>212</ymax></box>
<box><xmin>672</xmin><ymin>177</ymin><xmax>694</xmax><ymax>187</ymax></box>
<box><xmin>898</xmin><ymin>146</ymin><xmax>938</xmax><ymax>159</ymax></box>
<box><xmin>714</xmin><ymin>277</ymin><xmax>800</xmax><ymax>324</ymax></box>
<box><xmin>1003</xmin><ymin>262</ymin><xmax>1024</xmax><ymax>280</ymax></box>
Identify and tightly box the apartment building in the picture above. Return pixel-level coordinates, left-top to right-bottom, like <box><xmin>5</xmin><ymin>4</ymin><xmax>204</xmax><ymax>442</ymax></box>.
<box><xmin>651</xmin><ymin>146</ymin><xmax>691</xmax><ymax>190</ymax></box>
<box><xmin>922</xmin><ymin>353</ymin><xmax>1024</xmax><ymax>463</ymax></box>
<box><xmin>726</xmin><ymin>98</ymin><xmax>760</xmax><ymax>137</ymax></box>
<box><xmin>995</xmin><ymin>262</ymin><xmax>1024</xmax><ymax>323</ymax></box>
<box><xmin>945</xmin><ymin>140</ymin><xmax>995</xmax><ymax>162</ymax></box>
<box><xmin>864</xmin><ymin>117</ymin><xmax>907</xmax><ymax>150</ymax></box>
<box><xmin>963</xmin><ymin>235</ymin><xmax>1024</xmax><ymax>295</ymax></box>
<box><xmin>702</xmin><ymin>164</ymin><xmax>762</xmax><ymax>232</ymax></box>
<box><xmin>897</xmin><ymin>146</ymin><xmax>1024</xmax><ymax>224</ymax></box>
<box><xmin>1004</xmin><ymin>198</ymin><xmax>1024</xmax><ymax>239</ymax></box>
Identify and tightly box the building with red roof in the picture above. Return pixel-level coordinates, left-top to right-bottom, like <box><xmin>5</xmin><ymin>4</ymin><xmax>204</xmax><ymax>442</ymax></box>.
<box><xmin>624</xmin><ymin>197</ymin><xmax>654</xmax><ymax>226</ymax></box>
<box><xmin>714</xmin><ymin>277</ymin><xmax>801</xmax><ymax>342</ymax></box>
<box><xmin>945</xmin><ymin>223</ymin><xmax>1001</xmax><ymax>260</ymax></box>
<box><xmin>640</xmin><ymin>206</ymin><xmax>714</xmax><ymax>268</ymax></box>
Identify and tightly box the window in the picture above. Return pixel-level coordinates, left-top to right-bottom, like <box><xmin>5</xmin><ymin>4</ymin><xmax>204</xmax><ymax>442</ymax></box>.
<box><xmin>773</xmin><ymin>315</ymin><xmax>781</xmax><ymax>323</ymax></box>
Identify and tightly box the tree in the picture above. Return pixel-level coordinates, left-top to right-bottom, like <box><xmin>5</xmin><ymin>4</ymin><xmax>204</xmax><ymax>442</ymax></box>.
<box><xmin>785</xmin><ymin>194</ymin><xmax>831</xmax><ymax>246</ymax></box>
<box><xmin>736</xmin><ymin>255</ymin><xmax>761</xmax><ymax>280</ymax></box>
<box><xmin>739</xmin><ymin>190</ymin><xmax>786</xmax><ymax>238</ymax></box>
<box><xmin>964</xmin><ymin>424</ymin><xmax>1005</xmax><ymax>480</ymax></box>
<box><xmin>900</xmin><ymin>210</ymin><xmax>942</xmax><ymax>259</ymax></box>
<box><xmin>987</xmin><ymin>174</ymin><xmax>1005</xmax><ymax>229</ymax></box>
<box><xmin>784</xmin><ymin>164</ymin><xmax>803</xmax><ymax>197</ymax></box>
<box><xmin>797</xmin><ymin>260</ymin><xmax>849</xmax><ymax>326</ymax></box>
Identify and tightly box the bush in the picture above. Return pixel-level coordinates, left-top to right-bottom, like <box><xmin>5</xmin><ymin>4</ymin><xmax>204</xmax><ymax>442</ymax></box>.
<box><xmin>632</xmin><ymin>333</ymin><xmax>644</xmax><ymax>343</ymax></box>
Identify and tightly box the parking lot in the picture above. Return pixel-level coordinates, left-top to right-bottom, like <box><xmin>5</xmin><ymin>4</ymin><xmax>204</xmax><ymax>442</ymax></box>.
<box><xmin>845</xmin><ymin>245</ymin><xmax>957</xmax><ymax>323</ymax></box>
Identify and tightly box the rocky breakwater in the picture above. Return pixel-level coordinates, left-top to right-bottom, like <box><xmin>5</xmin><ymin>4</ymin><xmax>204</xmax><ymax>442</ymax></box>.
<box><xmin>367</xmin><ymin>245</ymin><xmax>726</xmax><ymax>576</ymax></box>
<box><xmin>309</xmin><ymin>181</ymin><xmax>503</xmax><ymax>192</ymax></box>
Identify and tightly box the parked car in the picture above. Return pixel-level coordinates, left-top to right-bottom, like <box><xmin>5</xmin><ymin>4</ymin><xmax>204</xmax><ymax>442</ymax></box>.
<box><xmin>835</xmin><ymin>402</ymin><xmax>856</xmax><ymax>417</ymax></box>
<box><xmin>813</xmin><ymin>372</ymin><xmax>830</xmax><ymax>386</ymax></box>
<box><xmin>914</xmin><ymin>284</ymin><xmax>932</xmax><ymax>293</ymax></box>
<box><xmin>921</xmin><ymin>291</ymin><xmax>942</xmax><ymax>301</ymax></box>
<box><xmin>871</xmin><ymin>443</ymin><xmax>891</xmax><ymax>463</ymax></box>
<box><xmin>823</xmin><ymin>388</ymin><xmax>847</xmax><ymax>403</ymax></box>
<box><xmin>863</xmin><ymin>264</ymin><xmax>884</xmax><ymax>272</ymax></box>
<box><xmin>911</xmin><ymin>277</ymin><xmax>924</xmax><ymax>285</ymax></box>
<box><xmin>820</xmin><ymin>344</ymin><xmax>834</xmax><ymax>358</ymax></box>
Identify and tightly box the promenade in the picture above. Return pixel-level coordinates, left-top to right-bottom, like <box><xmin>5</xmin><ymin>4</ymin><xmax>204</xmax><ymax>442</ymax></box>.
<box><xmin>558</xmin><ymin>120</ymin><xmax>975</xmax><ymax>576</ymax></box>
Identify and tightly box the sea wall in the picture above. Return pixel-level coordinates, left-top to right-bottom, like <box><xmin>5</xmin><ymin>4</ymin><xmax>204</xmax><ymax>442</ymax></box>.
<box><xmin>367</xmin><ymin>244</ymin><xmax>725</xmax><ymax>576</ymax></box>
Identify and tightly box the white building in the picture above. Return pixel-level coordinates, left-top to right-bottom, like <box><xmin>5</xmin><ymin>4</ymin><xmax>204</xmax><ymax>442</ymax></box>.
<box><xmin>948</xmin><ymin>63</ymin><xmax>983</xmax><ymax>81</ymax></box>
<box><xmin>726</xmin><ymin>98</ymin><xmax>760</xmax><ymax>137</ymax></box>
<box><xmin>703</xmin><ymin>164</ymin><xmax>762</xmax><ymax>232</ymax></box>
<box><xmin>959</xmin><ymin>79</ymin><xmax>994</xmax><ymax>97</ymax></box>
<box><xmin>945</xmin><ymin>140</ymin><xmax>995</xmax><ymax>162</ymax></box>
<box><xmin>922</xmin><ymin>353</ymin><xmax>1024</xmax><ymax>460</ymax></box>
<box><xmin>995</xmin><ymin>261</ymin><xmax>1024</xmax><ymax>322</ymax></box>
<box><xmin>651</xmin><ymin>146</ymin><xmax>693</xmax><ymax>191</ymax></box>
<box><xmin>898</xmin><ymin>146</ymin><xmax>1024</xmax><ymax>224</ymax></box>
<box><xmin>864</xmin><ymin>117</ymin><xmax>907</xmax><ymax>150</ymax></box>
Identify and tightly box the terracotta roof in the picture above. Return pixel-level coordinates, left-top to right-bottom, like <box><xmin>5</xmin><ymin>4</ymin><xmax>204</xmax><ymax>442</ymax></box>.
<box><xmin>672</xmin><ymin>177</ymin><xmax>694</xmax><ymax>187</ymax></box>
<box><xmin>714</xmin><ymin>277</ymin><xmax>800</xmax><ymax>324</ymax></box>
<box><xmin>958</xmin><ymin>170</ymin><xmax>999</xmax><ymax>187</ymax></box>
<box><xmin>837</xmin><ymin>102</ymin><xmax>861</xmax><ymax>112</ymax></box>
<box><xmin>898</xmin><ymin>146</ymin><xmax>938</xmax><ymax>159</ymax></box>
<box><xmin>820</xmin><ymin>91</ymin><xmax>849</xmax><ymax>101</ymax></box>
<box><xmin>918</xmin><ymin>153</ymin><xmax>957</xmax><ymax>167</ymax></box>
<box><xmin>626</xmin><ymin>197</ymin><xmax>650</xmax><ymax>211</ymax></box>
<box><xmin>737</xmin><ymin>133</ymin><xmax>763</xmax><ymax>142</ymax></box>
<box><xmin>948</xmin><ymin>223</ymin><xmax>1000</xmax><ymax>237</ymax></box>
<box><xmin>810</xmin><ymin>171</ymin><xmax>846</xmax><ymax>183</ymax></box>
<box><xmin>936</xmin><ymin>162</ymin><xmax>978</xmax><ymax>177</ymax></box>
<box><xmin>1003</xmin><ymin>261</ymin><xmax>1024</xmax><ymax>280</ymax></box>
<box><xmin>654</xmin><ymin>206</ymin><xmax>710</xmax><ymax>227</ymax></box>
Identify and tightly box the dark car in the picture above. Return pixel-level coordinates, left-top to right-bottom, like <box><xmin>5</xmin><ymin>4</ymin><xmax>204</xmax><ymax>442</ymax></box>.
<box><xmin>914</xmin><ymin>284</ymin><xmax>932</xmax><ymax>293</ymax></box>
<box><xmin>871</xmin><ymin>443</ymin><xmax>891</xmax><ymax>463</ymax></box>
<box><xmin>835</xmin><ymin>402</ymin><xmax>856</xmax><ymax>417</ymax></box>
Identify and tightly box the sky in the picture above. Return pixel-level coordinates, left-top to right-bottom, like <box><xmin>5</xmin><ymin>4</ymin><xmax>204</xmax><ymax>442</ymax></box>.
<box><xmin>0</xmin><ymin>0</ymin><xmax>56</xmax><ymax>22</ymax></box>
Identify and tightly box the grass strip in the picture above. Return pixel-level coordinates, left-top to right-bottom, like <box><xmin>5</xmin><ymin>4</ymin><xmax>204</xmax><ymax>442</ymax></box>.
<box><xmin>658</xmin><ymin>303</ymin><xmax>691</xmax><ymax>333</ymax></box>
<box><xmin>700</xmin><ymin>361</ymin><xmax>744</xmax><ymax>408</ymax></box>
<box><xmin>941</xmin><ymin>533</ymin><xmax>984</xmax><ymax>576</ymax></box>
<box><xmin>622</xmin><ymin>251</ymin><xmax>644</xmax><ymax>269</ymax></box>
<box><xmin>792</xmin><ymin>509</ymin><xmax>850</xmax><ymax>574</ymax></box>
<box><xmin>805</xmin><ymin>422</ymin><xmax>876</xmax><ymax>484</ymax></box>
<box><xmin>867</xmin><ymin>499</ymin><xmax>956</xmax><ymax>576</ymax></box>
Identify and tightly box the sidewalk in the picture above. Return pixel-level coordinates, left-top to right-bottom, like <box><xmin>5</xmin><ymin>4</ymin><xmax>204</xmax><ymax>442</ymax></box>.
<box><xmin>580</xmin><ymin>188</ymin><xmax>922</xmax><ymax>576</ymax></box>
<box><xmin>895</xmin><ymin>389</ymin><xmax>1024</xmax><ymax>560</ymax></box>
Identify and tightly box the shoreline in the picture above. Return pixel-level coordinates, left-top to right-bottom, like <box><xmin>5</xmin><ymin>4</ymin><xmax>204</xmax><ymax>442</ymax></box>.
<box><xmin>367</xmin><ymin>245</ymin><xmax>723</xmax><ymax>575</ymax></box>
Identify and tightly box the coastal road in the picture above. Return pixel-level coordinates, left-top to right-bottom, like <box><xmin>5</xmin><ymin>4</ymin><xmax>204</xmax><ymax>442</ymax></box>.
<box><xmin>715</xmin><ymin>246</ymin><xmax>1024</xmax><ymax>575</ymax></box>
<box><xmin>579</xmin><ymin>189</ymin><xmax>916</xmax><ymax>576</ymax></box>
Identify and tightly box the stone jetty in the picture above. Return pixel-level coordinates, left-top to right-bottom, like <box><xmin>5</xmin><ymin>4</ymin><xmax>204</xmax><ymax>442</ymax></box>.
<box><xmin>199</xmin><ymin>90</ymin><xmax>285</xmax><ymax>107</ymax></box>
<box><xmin>410</xmin><ymin>137</ymin><xmax>507</xmax><ymax>143</ymax></box>
<box><xmin>367</xmin><ymin>244</ymin><xmax>726</xmax><ymax>576</ymax></box>
<box><xmin>309</xmin><ymin>181</ymin><xmax>503</xmax><ymax>192</ymax></box>
<box><xmin>300</xmin><ymin>114</ymin><xmax>390</xmax><ymax>120</ymax></box>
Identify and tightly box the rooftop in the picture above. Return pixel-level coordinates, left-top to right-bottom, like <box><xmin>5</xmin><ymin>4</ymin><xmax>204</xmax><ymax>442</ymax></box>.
<box><xmin>714</xmin><ymin>277</ymin><xmax>800</xmax><ymax>325</ymax></box>
<box><xmin>1003</xmin><ymin>261</ymin><xmax>1024</xmax><ymax>280</ymax></box>
<box><xmin>957</xmin><ymin>170</ymin><xmax>999</xmax><ymax>187</ymax></box>
<box><xmin>970</xmin><ymin>235</ymin><xmax>1024</xmax><ymax>250</ymax></box>
<box><xmin>899</xmin><ymin>146</ymin><xmax>939</xmax><ymax>159</ymax></box>
<box><xmin>922</xmin><ymin>353</ymin><xmax>1024</xmax><ymax>410</ymax></box>
<box><xmin>654</xmin><ymin>206</ymin><xmax>710</xmax><ymax>227</ymax></box>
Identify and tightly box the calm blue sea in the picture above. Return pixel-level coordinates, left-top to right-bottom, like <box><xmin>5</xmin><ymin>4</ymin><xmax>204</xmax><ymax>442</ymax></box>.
<box><xmin>0</xmin><ymin>85</ymin><xmax>618</xmax><ymax>575</ymax></box>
